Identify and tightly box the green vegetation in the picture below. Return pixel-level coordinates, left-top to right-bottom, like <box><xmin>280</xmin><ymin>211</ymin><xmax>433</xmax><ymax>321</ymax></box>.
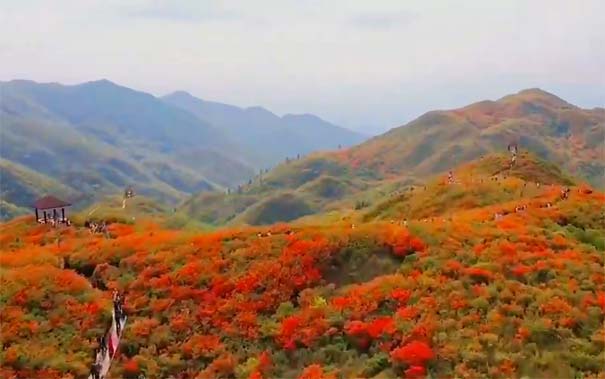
<box><xmin>181</xmin><ymin>89</ymin><xmax>604</xmax><ymax>226</ymax></box>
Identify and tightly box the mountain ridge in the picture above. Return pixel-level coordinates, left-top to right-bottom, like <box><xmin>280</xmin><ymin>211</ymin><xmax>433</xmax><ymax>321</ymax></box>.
<box><xmin>181</xmin><ymin>88</ymin><xmax>604</xmax><ymax>225</ymax></box>
<box><xmin>0</xmin><ymin>79</ymin><xmax>369</xmax><ymax>220</ymax></box>
<box><xmin>162</xmin><ymin>90</ymin><xmax>366</xmax><ymax>166</ymax></box>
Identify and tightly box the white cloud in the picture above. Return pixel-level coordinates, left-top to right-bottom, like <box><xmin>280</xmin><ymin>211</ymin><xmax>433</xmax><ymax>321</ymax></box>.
<box><xmin>0</xmin><ymin>0</ymin><xmax>602</xmax><ymax>133</ymax></box>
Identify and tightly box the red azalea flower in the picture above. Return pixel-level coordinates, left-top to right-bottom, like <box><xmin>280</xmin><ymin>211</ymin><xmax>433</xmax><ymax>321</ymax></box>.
<box><xmin>404</xmin><ymin>365</ymin><xmax>426</xmax><ymax>379</ymax></box>
<box><xmin>390</xmin><ymin>341</ymin><xmax>434</xmax><ymax>366</ymax></box>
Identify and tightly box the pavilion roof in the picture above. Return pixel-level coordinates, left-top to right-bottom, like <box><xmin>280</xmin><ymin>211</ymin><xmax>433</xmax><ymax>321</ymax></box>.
<box><xmin>33</xmin><ymin>195</ymin><xmax>71</xmax><ymax>210</ymax></box>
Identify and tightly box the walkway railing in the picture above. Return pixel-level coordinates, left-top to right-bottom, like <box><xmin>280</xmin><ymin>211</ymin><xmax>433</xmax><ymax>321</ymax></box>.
<box><xmin>89</xmin><ymin>292</ymin><xmax>127</xmax><ymax>379</ymax></box>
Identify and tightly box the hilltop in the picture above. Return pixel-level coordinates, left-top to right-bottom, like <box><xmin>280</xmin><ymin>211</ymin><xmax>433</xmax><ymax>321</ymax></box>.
<box><xmin>342</xmin><ymin>88</ymin><xmax>603</xmax><ymax>182</ymax></box>
<box><xmin>1</xmin><ymin>158</ymin><xmax>603</xmax><ymax>379</ymax></box>
<box><xmin>183</xmin><ymin>89</ymin><xmax>604</xmax><ymax>226</ymax></box>
<box><xmin>361</xmin><ymin>152</ymin><xmax>576</xmax><ymax>222</ymax></box>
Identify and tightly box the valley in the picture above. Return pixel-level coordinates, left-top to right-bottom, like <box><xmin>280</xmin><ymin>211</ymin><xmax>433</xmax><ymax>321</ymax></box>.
<box><xmin>0</xmin><ymin>79</ymin><xmax>364</xmax><ymax>220</ymax></box>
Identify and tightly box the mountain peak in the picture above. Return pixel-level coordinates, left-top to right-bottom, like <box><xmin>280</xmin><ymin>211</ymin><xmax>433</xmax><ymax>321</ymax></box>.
<box><xmin>164</xmin><ymin>90</ymin><xmax>195</xmax><ymax>99</ymax></box>
<box><xmin>78</xmin><ymin>79</ymin><xmax>135</xmax><ymax>94</ymax></box>
<box><xmin>244</xmin><ymin>106</ymin><xmax>274</xmax><ymax>116</ymax></box>
<box><xmin>85</xmin><ymin>78</ymin><xmax>117</xmax><ymax>86</ymax></box>
<box><xmin>501</xmin><ymin>87</ymin><xmax>572</xmax><ymax>108</ymax></box>
<box><xmin>282</xmin><ymin>113</ymin><xmax>321</xmax><ymax>122</ymax></box>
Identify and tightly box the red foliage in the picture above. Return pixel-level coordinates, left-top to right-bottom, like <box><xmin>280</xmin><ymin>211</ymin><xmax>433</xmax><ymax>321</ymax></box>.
<box><xmin>122</xmin><ymin>359</ymin><xmax>139</xmax><ymax>374</ymax></box>
<box><xmin>404</xmin><ymin>365</ymin><xmax>427</xmax><ymax>379</ymax></box>
<box><xmin>464</xmin><ymin>267</ymin><xmax>494</xmax><ymax>281</ymax></box>
<box><xmin>366</xmin><ymin>316</ymin><xmax>396</xmax><ymax>338</ymax></box>
<box><xmin>382</xmin><ymin>226</ymin><xmax>425</xmax><ymax>256</ymax></box>
<box><xmin>511</xmin><ymin>264</ymin><xmax>532</xmax><ymax>277</ymax></box>
<box><xmin>344</xmin><ymin>320</ymin><xmax>367</xmax><ymax>337</ymax></box>
<box><xmin>391</xmin><ymin>289</ymin><xmax>412</xmax><ymax>304</ymax></box>
<box><xmin>298</xmin><ymin>364</ymin><xmax>336</xmax><ymax>379</ymax></box>
<box><xmin>390</xmin><ymin>341</ymin><xmax>435</xmax><ymax>366</ymax></box>
<box><xmin>396</xmin><ymin>306</ymin><xmax>420</xmax><ymax>320</ymax></box>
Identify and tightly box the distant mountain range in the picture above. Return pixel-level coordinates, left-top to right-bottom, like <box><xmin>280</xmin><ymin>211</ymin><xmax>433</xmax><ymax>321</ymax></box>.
<box><xmin>0</xmin><ymin>79</ymin><xmax>365</xmax><ymax>219</ymax></box>
<box><xmin>181</xmin><ymin>88</ymin><xmax>604</xmax><ymax>225</ymax></box>
<box><xmin>163</xmin><ymin>91</ymin><xmax>365</xmax><ymax>167</ymax></box>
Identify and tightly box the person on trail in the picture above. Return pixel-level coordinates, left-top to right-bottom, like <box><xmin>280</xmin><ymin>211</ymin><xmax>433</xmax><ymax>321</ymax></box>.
<box><xmin>90</xmin><ymin>358</ymin><xmax>102</xmax><ymax>379</ymax></box>
<box><xmin>508</xmin><ymin>143</ymin><xmax>518</xmax><ymax>167</ymax></box>
<box><xmin>98</xmin><ymin>334</ymin><xmax>107</xmax><ymax>355</ymax></box>
<box><xmin>115</xmin><ymin>305</ymin><xmax>122</xmax><ymax>336</ymax></box>
<box><xmin>119</xmin><ymin>295</ymin><xmax>126</xmax><ymax>319</ymax></box>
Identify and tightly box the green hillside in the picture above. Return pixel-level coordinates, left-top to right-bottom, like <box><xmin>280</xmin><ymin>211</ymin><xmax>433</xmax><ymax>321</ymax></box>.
<box><xmin>182</xmin><ymin>89</ymin><xmax>604</xmax><ymax>226</ymax></box>
<box><xmin>344</xmin><ymin>88</ymin><xmax>604</xmax><ymax>184</ymax></box>
<box><xmin>362</xmin><ymin>152</ymin><xmax>576</xmax><ymax>222</ymax></box>
<box><xmin>0</xmin><ymin>159</ymin><xmax>82</xmax><ymax>220</ymax></box>
<box><xmin>73</xmin><ymin>195</ymin><xmax>171</xmax><ymax>225</ymax></box>
<box><xmin>0</xmin><ymin>80</ymin><xmax>256</xmax><ymax>211</ymax></box>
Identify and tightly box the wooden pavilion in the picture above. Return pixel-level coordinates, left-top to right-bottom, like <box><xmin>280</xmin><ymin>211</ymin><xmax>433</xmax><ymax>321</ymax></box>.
<box><xmin>33</xmin><ymin>195</ymin><xmax>71</xmax><ymax>224</ymax></box>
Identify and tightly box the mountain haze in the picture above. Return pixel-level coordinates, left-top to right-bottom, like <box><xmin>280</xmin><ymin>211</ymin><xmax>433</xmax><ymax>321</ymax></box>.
<box><xmin>1</xmin><ymin>79</ymin><xmax>364</xmax><ymax>219</ymax></box>
<box><xmin>162</xmin><ymin>91</ymin><xmax>366</xmax><ymax>167</ymax></box>
<box><xmin>0</xmin><ymin>79</ymin><xmax>255</xmax><ymax>216</ymax></box>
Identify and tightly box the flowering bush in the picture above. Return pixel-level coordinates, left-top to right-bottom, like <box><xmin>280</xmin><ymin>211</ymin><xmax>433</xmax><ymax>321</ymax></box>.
<box><xmin>1</xmin><ymin>177</ymin><xmax>604</xmax><ymax>379</ymax></box>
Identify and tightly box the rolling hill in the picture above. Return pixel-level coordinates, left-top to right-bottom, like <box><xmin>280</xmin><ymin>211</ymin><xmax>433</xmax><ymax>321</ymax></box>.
<box><xmin>0</xmin><ymin>159</ymin><xmax>84</xmax><ymax>220</ymax></box>
<box><xmin>360</xmin><ymin>152</ymin><xmax>576</xmax><ymax>223</ymax></box>
<box><xmin>2</xmin><ymin>156</ymin><xmax>604</xmax><ymax>379</ymax></box>
<box><xmin>342</xmin><ymin>88</ymin><xmax>603</xmax><ymax>181</ymax></box>
<box><xmin>0</xmin><ymin>79</ymin><xmax>364</xmax><ymax>218</ymax></box>
<box><xmin>182</xmin><ymin>89</ymin><xmax>604</xmax><ymax>225</ymax></box>
<box><xmin>0</xmin><ymin>79</ymin><xmax>254</xmax><ymax>213</ymax></box>
<box><xmin>162</xmin><ymin>91</ymin><xmax>366</xmax><ymax>167</ymax></box>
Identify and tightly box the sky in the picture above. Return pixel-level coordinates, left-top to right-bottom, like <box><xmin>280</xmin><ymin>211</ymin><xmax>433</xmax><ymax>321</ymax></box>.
<box><xmin>1</xmin><ymin>0</ymin><xmax>603</xmax><ymax>135</ymax></box>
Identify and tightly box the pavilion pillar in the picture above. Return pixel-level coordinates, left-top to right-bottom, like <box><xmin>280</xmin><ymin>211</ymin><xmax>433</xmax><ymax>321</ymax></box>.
<box><xmin>43</xmin><ymin>211</ymin><xmax>47</xmax><ymax>223</ymax></box>
<box><xmin>35</xmin><ymin>208</ymin><xmax>39</xmax><ymax>222</ymax></box>
<box><xmin>62</xmin><ymin>208</ymin><xmax>65</xmax><ymax>222</ymax></box>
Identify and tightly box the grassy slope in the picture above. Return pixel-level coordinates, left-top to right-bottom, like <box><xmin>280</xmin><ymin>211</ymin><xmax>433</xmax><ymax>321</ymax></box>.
<box><xmin>0</xmin><ymin>80</ymin><xmax>255</xmax><ymax>215</ymax></box>
<box><xmin>362</xmin><ymin>152</ymin><xmax>576</xmax><ymax>222</ymax></box>
<box><xmin>182</xmin><ymin>89</ymin><xmax>604</xmax><ymax>226</ymax></box>
<box><xmin>0</xmin><ymin>159</ymin><xmax>83</xmax><ymax>220</ymax></box>
<box><xmin>344</xmin><ymin>89</ymin><xmax>604</xmax><ymax>183</ymax></box>
<box><xmin>1</xmin><ymin>159</ymin><xmax>604</xmax><ymax>379</ymax></box>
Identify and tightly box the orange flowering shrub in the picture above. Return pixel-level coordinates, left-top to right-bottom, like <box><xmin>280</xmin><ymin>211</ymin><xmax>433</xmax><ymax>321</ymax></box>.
<box><xmin>1</xmin><ymin>179</ymin><xmax>604</xmax><ymax>378</ymax></box>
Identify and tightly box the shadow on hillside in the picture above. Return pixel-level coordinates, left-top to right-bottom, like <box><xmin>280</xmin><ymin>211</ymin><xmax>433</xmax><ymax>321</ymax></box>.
<box><xmin>322</xmin><ymin>245</ymin><xmax>401</xmax><ymax>287</ymax></box>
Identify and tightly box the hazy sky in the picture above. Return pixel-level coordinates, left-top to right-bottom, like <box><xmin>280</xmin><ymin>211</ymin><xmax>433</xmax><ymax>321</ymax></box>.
<box><xmin>1</xmin><ymin>0</ymin><xmax>603</xmax><ymax>134</ymax></box>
